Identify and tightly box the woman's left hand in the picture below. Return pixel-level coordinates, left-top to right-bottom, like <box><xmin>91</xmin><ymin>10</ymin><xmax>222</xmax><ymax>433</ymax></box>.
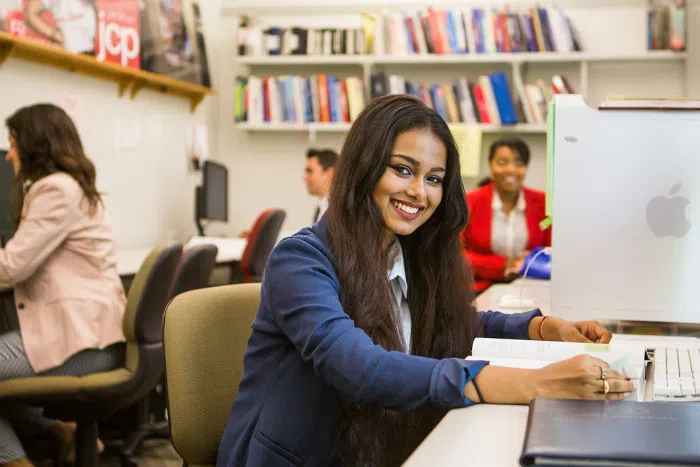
<box><xmin>535</xmin><ymin>316</ymin><xmax>613</xmax><ymax>344</ymax></box>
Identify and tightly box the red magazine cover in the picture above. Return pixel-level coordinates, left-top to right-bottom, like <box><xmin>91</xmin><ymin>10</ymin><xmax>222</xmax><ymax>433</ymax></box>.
<box><xmin>2</xmin><ymin>0</ymin><xmax>60</xmax><ymax>47</ymax></box>
<box><xmin>3</xmin><ymin>0</ymin><xmax>97</xmax><ymax>53</ymax></box>
<box><xmin>95</xmin><ymin>0</ymin><xmax>139</xmax><ymax>69</ymax></box>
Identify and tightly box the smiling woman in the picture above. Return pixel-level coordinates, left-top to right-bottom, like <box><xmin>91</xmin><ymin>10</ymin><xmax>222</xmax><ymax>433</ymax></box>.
<box><xmin>216</xmin><ymin>95</ymin><xmax>633</xmax><ymax>467</ymax></box>
<box><xmin>372</xmin><ymin>130</ymin><xmax>446</xmax><ymax>243</ymax></box>
<box><xmin>461</xmin><ymin>136</ymin><xmax>552</xmax><ymax>292</ymax></box>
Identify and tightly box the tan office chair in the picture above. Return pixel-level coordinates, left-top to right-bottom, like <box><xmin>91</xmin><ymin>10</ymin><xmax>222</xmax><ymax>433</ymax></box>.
<box><xmin>119</xmin><ymin>243</ymin><xmax>219</xmax><ymax>465</ymax></box>
<box><xmin>163</xmin><ymin>283</ymin><xmax>261</xmax><ymax>467</ymax></box>
<box><xmin>0</xmin><ymin>243</ymin><xmax>183</xmax><ymax>467</ymax></box>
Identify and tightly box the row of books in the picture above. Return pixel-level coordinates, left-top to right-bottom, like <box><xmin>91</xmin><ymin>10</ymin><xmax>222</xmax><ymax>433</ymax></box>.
<box><xmin>235</xmin><ymin>70</ymin><xmax>574</xmax><ymax>127</ymax></box>
<box><xmin>237</xmin><ymin>16</ymin><xmax>375</xmax><ymax>56</ymax></box>
<box><xmin>647</xmin><ymin>0</ymin><xmax>686</xmax><ymax>51</ymax></box>
<box><xmin>370</xmin><ymin>72</ymin><xmax>573</xmax><ymax>126</ymax></box>
<box><xmin>386</xmin><ymin>6</ymin><xmax>581</xmax><ymax>55</ymax></box>
<box><xmin>235</xmin><ymin>75</ymin><xmax>367</xmax><ymax>124</ymax></box>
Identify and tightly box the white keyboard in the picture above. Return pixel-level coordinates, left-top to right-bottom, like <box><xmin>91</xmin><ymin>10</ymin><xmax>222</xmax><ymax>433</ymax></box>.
<box><xmin>653</xmin><ymin>347</ymin><xmax>700</xmax><ymax>402</ymax></box>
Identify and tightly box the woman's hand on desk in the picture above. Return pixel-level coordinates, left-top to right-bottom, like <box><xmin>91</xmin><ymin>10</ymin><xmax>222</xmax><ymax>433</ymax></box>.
<box><xmin>465</xmin><ymin>355</ymin><xmax>635</xmax><ymax>404</ymax></box>
<box><xmin>530</xmin><ymin>355</ymin><xmax>635</xmax><ymax>401</ymax></box>
<box><xmin>529</xmin><ymin>316</ymin><xmax>613</xmax><ymax>343</ymax></box>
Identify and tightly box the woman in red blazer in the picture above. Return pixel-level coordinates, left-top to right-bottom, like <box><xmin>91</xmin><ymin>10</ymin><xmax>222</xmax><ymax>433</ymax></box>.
<box><xmin>461</xmin><ymin>137</ymin><xmax>551</xmax><ymax>292</ymax></box>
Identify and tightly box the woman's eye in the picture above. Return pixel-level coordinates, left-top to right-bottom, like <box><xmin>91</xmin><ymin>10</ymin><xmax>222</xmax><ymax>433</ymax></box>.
<box><xmin>427</xmin><ymin>176</ymin><xmax>443</xmax><ymax>185</ymax></box>
<box><xmin>392</xmin><ymin>165</ymin><xmax>411</xmax><ymax>176</ymax></box>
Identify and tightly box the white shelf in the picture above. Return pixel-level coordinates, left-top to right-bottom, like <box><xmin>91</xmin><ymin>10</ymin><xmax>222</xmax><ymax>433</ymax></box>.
<box><xmin>237</xmin><ymin>122</ymin><xmax>352</xmax><ymax>132</ymax></box>
<box><xmin>237</xmin><ymin>51</ymin><xmax>686</xmax><ymax>67</ymax></box>
<box><xmin>237</xmin><ymin>56</ymin><xmax>371</xmax><ymax>66</ymax></box>
<box><xmin>237</xmin><ymin>122</ymin><xmax>546</xmax><ymax>134</ymax></box>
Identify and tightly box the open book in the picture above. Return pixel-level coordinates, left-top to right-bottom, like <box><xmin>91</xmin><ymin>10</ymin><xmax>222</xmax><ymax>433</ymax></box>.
<box><xmin>467</xmin><ymin>338</ymin><xmax>648</xmax><ymax>401</ymax></box>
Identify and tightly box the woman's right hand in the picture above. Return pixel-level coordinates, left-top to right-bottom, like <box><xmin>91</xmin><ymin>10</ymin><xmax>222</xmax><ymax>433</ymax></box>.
<box><xmin>529</xmin><ymin>354</ymin><xmax>636</xmax><ymax>401</ymax></box>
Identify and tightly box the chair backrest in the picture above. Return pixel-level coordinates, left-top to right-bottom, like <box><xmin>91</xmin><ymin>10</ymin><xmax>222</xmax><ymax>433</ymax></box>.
<box><xmin>240</xmin><ymin>208</ymin><xmax>286</xmax><ymax>282</ymax></box>
<box><xmin>167</xmin><ymin>244</ymin><xmax>218</xmax><ymax>301</ymax></box>
<box><xmin>164</xmin><ymin>283</ymin><xmax>261</xmax><ymax>467</ymax></box>
<box><xmin>123</xmin><ymin>243</ymin><xmax>183</xmax><ymax>375</ymax></box>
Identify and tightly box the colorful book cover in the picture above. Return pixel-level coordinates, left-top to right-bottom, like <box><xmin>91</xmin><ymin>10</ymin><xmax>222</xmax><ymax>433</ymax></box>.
<box><xmin>669</xmin><ymin>0</ymin><xmax>686</xmax><ymax>51</ymax></box>
<box><xmin>472</xmin><ymin>9</ymin><xmax>485</xmax><ymax>53</ymax></box>
<box><xmin>445</xmin><ymin>10</ymin><xmax>459</xmax><ymax>54</ymax></box>
<box><xmin>317</xmin><ymin>74</ymin><xmax>330</xmax><ymax>123</ymax></box>
<box><xmin>472</xmin><ymin>84</ymin><xmax>491</xmax><ymax>123</ymax></box>
<box><xmin>489</xmin><ymin>71</ymin><xmax>517</xmax><ymax>124</ymax></box>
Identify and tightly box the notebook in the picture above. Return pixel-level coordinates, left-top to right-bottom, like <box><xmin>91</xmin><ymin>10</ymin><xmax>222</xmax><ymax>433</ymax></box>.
<box><xmin>521</xmin><ymin>398</ymin><xmax>700</xmax><ymax>466</ymax></box>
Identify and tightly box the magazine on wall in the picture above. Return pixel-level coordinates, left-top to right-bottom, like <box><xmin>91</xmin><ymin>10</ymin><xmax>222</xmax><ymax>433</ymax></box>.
<box><xmin>191</xmin><ymin>1</ymin><xmax>210</xmax><ymax>88</ymax></box>
<box><xmin>94</xmin><ymin>0</ymin><xmax>139</xmax><ymax>69</ymax></box>
<box><xmin>1</xmin><ymin>0</ymin><xmax>97</xmax><ymax>53</ymax></box>
<box><xmin>140</xmin><ymin>0</ymin><xmax>208</xmax><ymax>86</ymax></box>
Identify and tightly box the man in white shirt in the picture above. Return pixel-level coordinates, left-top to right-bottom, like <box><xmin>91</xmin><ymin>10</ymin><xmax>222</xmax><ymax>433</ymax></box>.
<box><xmin>304</xmin><ymin>148</ymin><xmax>337</xmax><ymax>224</ymax></box>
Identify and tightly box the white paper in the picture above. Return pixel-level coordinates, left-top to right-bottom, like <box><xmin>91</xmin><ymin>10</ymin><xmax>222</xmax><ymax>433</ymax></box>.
<box><xmin>185</xmin><ymin>124</ymin><xmax>209</xmax><ymax>171</ymax></box>
<box><xmin>469</xmin><ymin>338</ymin><xmax>646</xmax><ymax>380</ymax></box>
<box><xmin>113</xmin><ymin>116</ymin><xmax>142</xmax><ymax>158</ymax></box>
<box><xmin>55</xmin><ymin>95</ymin><xmax>85</xmax><ymax>133</ymax></box>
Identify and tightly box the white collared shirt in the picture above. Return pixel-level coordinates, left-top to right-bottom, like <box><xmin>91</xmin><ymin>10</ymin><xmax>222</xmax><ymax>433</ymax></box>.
<box><xmin>318</xmin><ymin>196</ymin><xmax>329</xmax><ymax>218</ymax></box>
<box><xmin>491</xmin><ymin>191</ymin><xmax>529</xmax><ymax>257</ymax></box>
<box><xmin>387</xmin><ymin>240</ymin><xmax>411</xmax><ymax>353</ymax></box>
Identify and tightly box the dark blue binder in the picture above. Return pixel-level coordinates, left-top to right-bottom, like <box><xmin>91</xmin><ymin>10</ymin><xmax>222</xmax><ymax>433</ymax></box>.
<box><xmin>521</xmin><ymin>398</ymin><xmax>700</xmax><ymax>466</ymax></box>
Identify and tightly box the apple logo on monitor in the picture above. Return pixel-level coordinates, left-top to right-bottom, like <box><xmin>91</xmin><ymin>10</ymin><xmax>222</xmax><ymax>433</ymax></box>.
<box><xmin>646</xmin><ymin>183</ymin><xmax>691</xmax><ymax>238</ymax></box>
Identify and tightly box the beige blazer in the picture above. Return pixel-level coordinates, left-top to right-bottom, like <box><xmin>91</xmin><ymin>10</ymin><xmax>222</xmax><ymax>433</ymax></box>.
<box><xmin>0</xmin><ymin>172</ymin><xmax>126</xmax><ymax>373</ymax></box>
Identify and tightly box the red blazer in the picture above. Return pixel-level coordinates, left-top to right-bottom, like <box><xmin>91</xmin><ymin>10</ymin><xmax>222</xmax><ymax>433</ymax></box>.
<box><xmin>461</xmin><ymin>183</ymin><xmax>551</xmax><ymax>292</ymax></box>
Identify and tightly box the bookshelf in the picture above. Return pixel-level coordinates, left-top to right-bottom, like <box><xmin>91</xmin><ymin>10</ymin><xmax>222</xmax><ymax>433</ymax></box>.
<box><xmin>228</xmin><ymin>2</ymin><xmax>692</xmax><ymax>154</ymax></box>
<box><xmin>0</xmin><ymin>31</ymin><xmax>213</xmax><ymax>112</ymax></box>
<box><xmin>235</xmin><ymin>49</ymin><xmax>689</xmax><ymax>134</ymax></box>
<box><xmin>239</xmin><ymin>51</ymin><xmax>687</xmax><ymax>67</ymax></box>
<box><xmin>238</xmin><ymin>122</ymin><xmax>547</xmax><ymax>133</ymax></box>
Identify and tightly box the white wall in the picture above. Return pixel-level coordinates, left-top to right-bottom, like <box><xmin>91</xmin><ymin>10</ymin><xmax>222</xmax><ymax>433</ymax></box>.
<box><xmin>3</xmin><ymin>0</ymin><xmax>697</xmax><ymax>243</ymax></box>
<box><xmin>0</xmin><ymin>0</ymin><xmax>223</xmax><ymax>249</ymax></box>
<box><xmin>213</xmin><ymin>0</ymin><xmax>700</xmax><ymax>235</ymax></box>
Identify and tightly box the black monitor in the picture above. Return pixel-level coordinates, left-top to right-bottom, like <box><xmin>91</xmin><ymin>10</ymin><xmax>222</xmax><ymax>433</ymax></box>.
<box><xmin>195</xmin><ymin>160</ymin><xmax>228</xmax><ymax>236</ymax></box>
<box><xmin>0</xmin><ymin>150</ymin><xmax>15</xmax><ymax>246</ymax></box>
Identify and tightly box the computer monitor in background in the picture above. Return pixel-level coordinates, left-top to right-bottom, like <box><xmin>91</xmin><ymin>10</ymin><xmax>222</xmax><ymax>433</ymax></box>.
<box><xmin>195</xmin><ymin>160</ymin><xmax>228</xmax><ymax>236</ymax></box>
<box><xmin>0</xmin><ymin>150</ymin><xmax>15</xmax><ymax>246</ymax></box>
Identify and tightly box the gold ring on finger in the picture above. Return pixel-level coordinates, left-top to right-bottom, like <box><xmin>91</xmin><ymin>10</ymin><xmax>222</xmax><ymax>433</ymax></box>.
<box><xmin>603</xmin><ymin>380</ymin><xmax>610</xmax><ymax>394</ymax></box>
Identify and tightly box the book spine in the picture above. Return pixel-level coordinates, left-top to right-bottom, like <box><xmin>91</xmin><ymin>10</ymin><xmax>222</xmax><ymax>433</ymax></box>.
<box><xmin>472</xmin><ymin>84</ymin><xmax>491</xmax><ymax>123</ymax></box>
<box><xmin>318</xmin><ymin>75</ymin><xmax>330</xmax><ymax>123</ymax></box>
<box><xmin>489</xmin><ymin>71</ymin><xmax>517</xmax><ymax>125</ymax></box>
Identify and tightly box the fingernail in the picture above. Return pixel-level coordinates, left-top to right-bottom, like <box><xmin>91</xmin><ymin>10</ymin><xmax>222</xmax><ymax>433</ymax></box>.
<box><xmin>625</xmin><ymin>377</ymin><xmax>631</xmax><ymax>381</ymax></box>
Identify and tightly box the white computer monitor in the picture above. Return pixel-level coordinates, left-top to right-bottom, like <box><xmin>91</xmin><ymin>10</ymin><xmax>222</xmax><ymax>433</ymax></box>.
<box><xmin>550</xmin><ymin>95</ymin><xmax>700</xmax><ymax>324</ymax></box>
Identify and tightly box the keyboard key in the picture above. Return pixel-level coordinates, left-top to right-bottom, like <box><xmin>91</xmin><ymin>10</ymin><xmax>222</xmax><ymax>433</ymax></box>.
<box><xmin>654</xmin><ymin>385</ymin><xmax>674</xmax><ymax>396</ymax></box>
<box><xmin>679</xmin><ymin>350</ymin><xmax>692</xmax><ymax>376</ymax></box>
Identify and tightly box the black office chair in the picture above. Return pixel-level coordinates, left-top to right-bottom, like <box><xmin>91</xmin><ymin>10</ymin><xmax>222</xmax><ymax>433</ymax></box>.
<box><xmin>117</xmin><ymin>244</ymin><xmax>219</xmax><ymax>466</ymax></box>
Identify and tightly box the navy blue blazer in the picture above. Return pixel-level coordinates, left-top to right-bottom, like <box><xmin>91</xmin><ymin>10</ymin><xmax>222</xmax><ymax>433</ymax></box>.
<box><xmin>217</xmin><ymin>219</ymin><xmax>541</xmax><ymax>467</ymax></box>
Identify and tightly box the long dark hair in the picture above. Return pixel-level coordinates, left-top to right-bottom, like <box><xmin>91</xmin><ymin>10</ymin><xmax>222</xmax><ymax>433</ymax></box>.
<box><xmin>326</xmin><ymin>95</ymin><xmax>478</xmax><ymax>465</ymax></box>
<box><xmin>6</xmin><ymin>103</ymin><xmax>102</xmax><ymax>227</ymax></box>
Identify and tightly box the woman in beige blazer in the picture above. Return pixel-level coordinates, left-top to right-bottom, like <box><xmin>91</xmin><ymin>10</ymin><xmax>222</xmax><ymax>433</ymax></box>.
<box><xmin>0</xmin><ymin>104</ymin><xmax>126</xmax><ymax>467</ymax></box>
